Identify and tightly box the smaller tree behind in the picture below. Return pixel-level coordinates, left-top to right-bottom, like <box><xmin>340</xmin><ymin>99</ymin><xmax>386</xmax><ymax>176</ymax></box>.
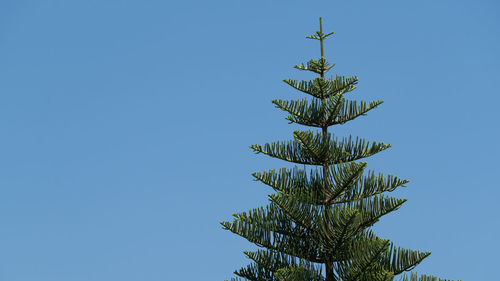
<box><xmin>222</xmin><ymin>18</ymin><xmax>457</xmax><ymax>281</ymax></box>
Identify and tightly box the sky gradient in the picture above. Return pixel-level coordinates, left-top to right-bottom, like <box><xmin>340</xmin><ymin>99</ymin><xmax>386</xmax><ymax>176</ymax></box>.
<box><xmin>1</xmin><ymin>1</ymin><xmax>499</xmax><ymax>280</ymax></box>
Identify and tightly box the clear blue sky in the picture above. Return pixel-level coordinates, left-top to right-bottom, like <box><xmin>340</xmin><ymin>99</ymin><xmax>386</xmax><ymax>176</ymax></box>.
<box><xmin>0</xmin><ymin>1</ymin><xmax>498</xmax><ymax>280</ymax></box>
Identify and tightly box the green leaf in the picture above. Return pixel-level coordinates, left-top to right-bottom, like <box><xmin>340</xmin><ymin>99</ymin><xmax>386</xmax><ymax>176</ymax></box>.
<box><xmin>250</xmin><ymin>131</ymin><xmax>390</xmax><ymax>165</ymax></box>
<box><xmin>221</xmin><ymin>203</ymin><xmax>322</xmax><ymax>263</ymax></box>
<box><xmin>293</xmin><ymin>58</ymin><xmax>335</xmax><ymax>75</ymax></box>
<box><xmin>283</xmin><ymin>75</ymin><xmax>358</xmax><ymax>99</ymax></box>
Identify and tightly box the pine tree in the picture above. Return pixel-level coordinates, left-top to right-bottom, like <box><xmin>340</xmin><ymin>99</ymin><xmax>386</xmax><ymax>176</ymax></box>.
<box><xmin>222</xmin><ymin>18</ymin><xmax>456</xmax><ymax>281</ymax></box>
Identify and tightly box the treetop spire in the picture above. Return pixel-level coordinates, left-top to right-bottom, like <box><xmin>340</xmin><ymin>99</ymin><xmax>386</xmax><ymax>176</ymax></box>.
<box><xmin>307</xmin><ymin>19</ymin><xmax>334</xmax><ymax>47</ymax></box>
<box><xmin>320</xmin><ymin>17</ymin><xmax>324</xmax><ymax>59</ymax></box>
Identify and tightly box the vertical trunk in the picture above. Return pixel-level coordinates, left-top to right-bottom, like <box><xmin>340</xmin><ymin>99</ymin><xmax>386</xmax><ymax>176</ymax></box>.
<box><xmin>325</xmin><ymin>260</ymin><xmax>336</xmax><ymax>281</ymax></box>
<box><xmin>319</xmin><ymin>17</ymin><xmax>337</xmax><ymax>281</ymax></box>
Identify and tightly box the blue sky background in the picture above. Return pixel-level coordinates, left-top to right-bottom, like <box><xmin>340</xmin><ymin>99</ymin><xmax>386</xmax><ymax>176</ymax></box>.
<box><xmin>0</xmin><ymin>1</ymin><xmax>498</xmax><ymax>280</ymax></box>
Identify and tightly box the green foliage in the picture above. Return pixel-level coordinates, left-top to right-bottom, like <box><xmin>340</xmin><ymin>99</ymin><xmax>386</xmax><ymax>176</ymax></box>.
<box><xmin>282</xmin><ymin>75</ymin><xmax>358</xmax><ymax>100</ymax></box>
<box><xmin>250</xmin><ymin>131</ymin><xmax>391</xmax><ymax>166</ymax></box>
<box><xmin>275</xmin><ymin>264</ymin><xmax>324</xmax><ymax>281</ymax></box>
<box><xmin>222</xmin><ymin>18</ymin><xmax>457</xmax><ymax>281</ymax></box>
<box><xmin>272</xmin><ymin>97</ymin><xmax>384</xmax><ymax>127</ymax></box>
